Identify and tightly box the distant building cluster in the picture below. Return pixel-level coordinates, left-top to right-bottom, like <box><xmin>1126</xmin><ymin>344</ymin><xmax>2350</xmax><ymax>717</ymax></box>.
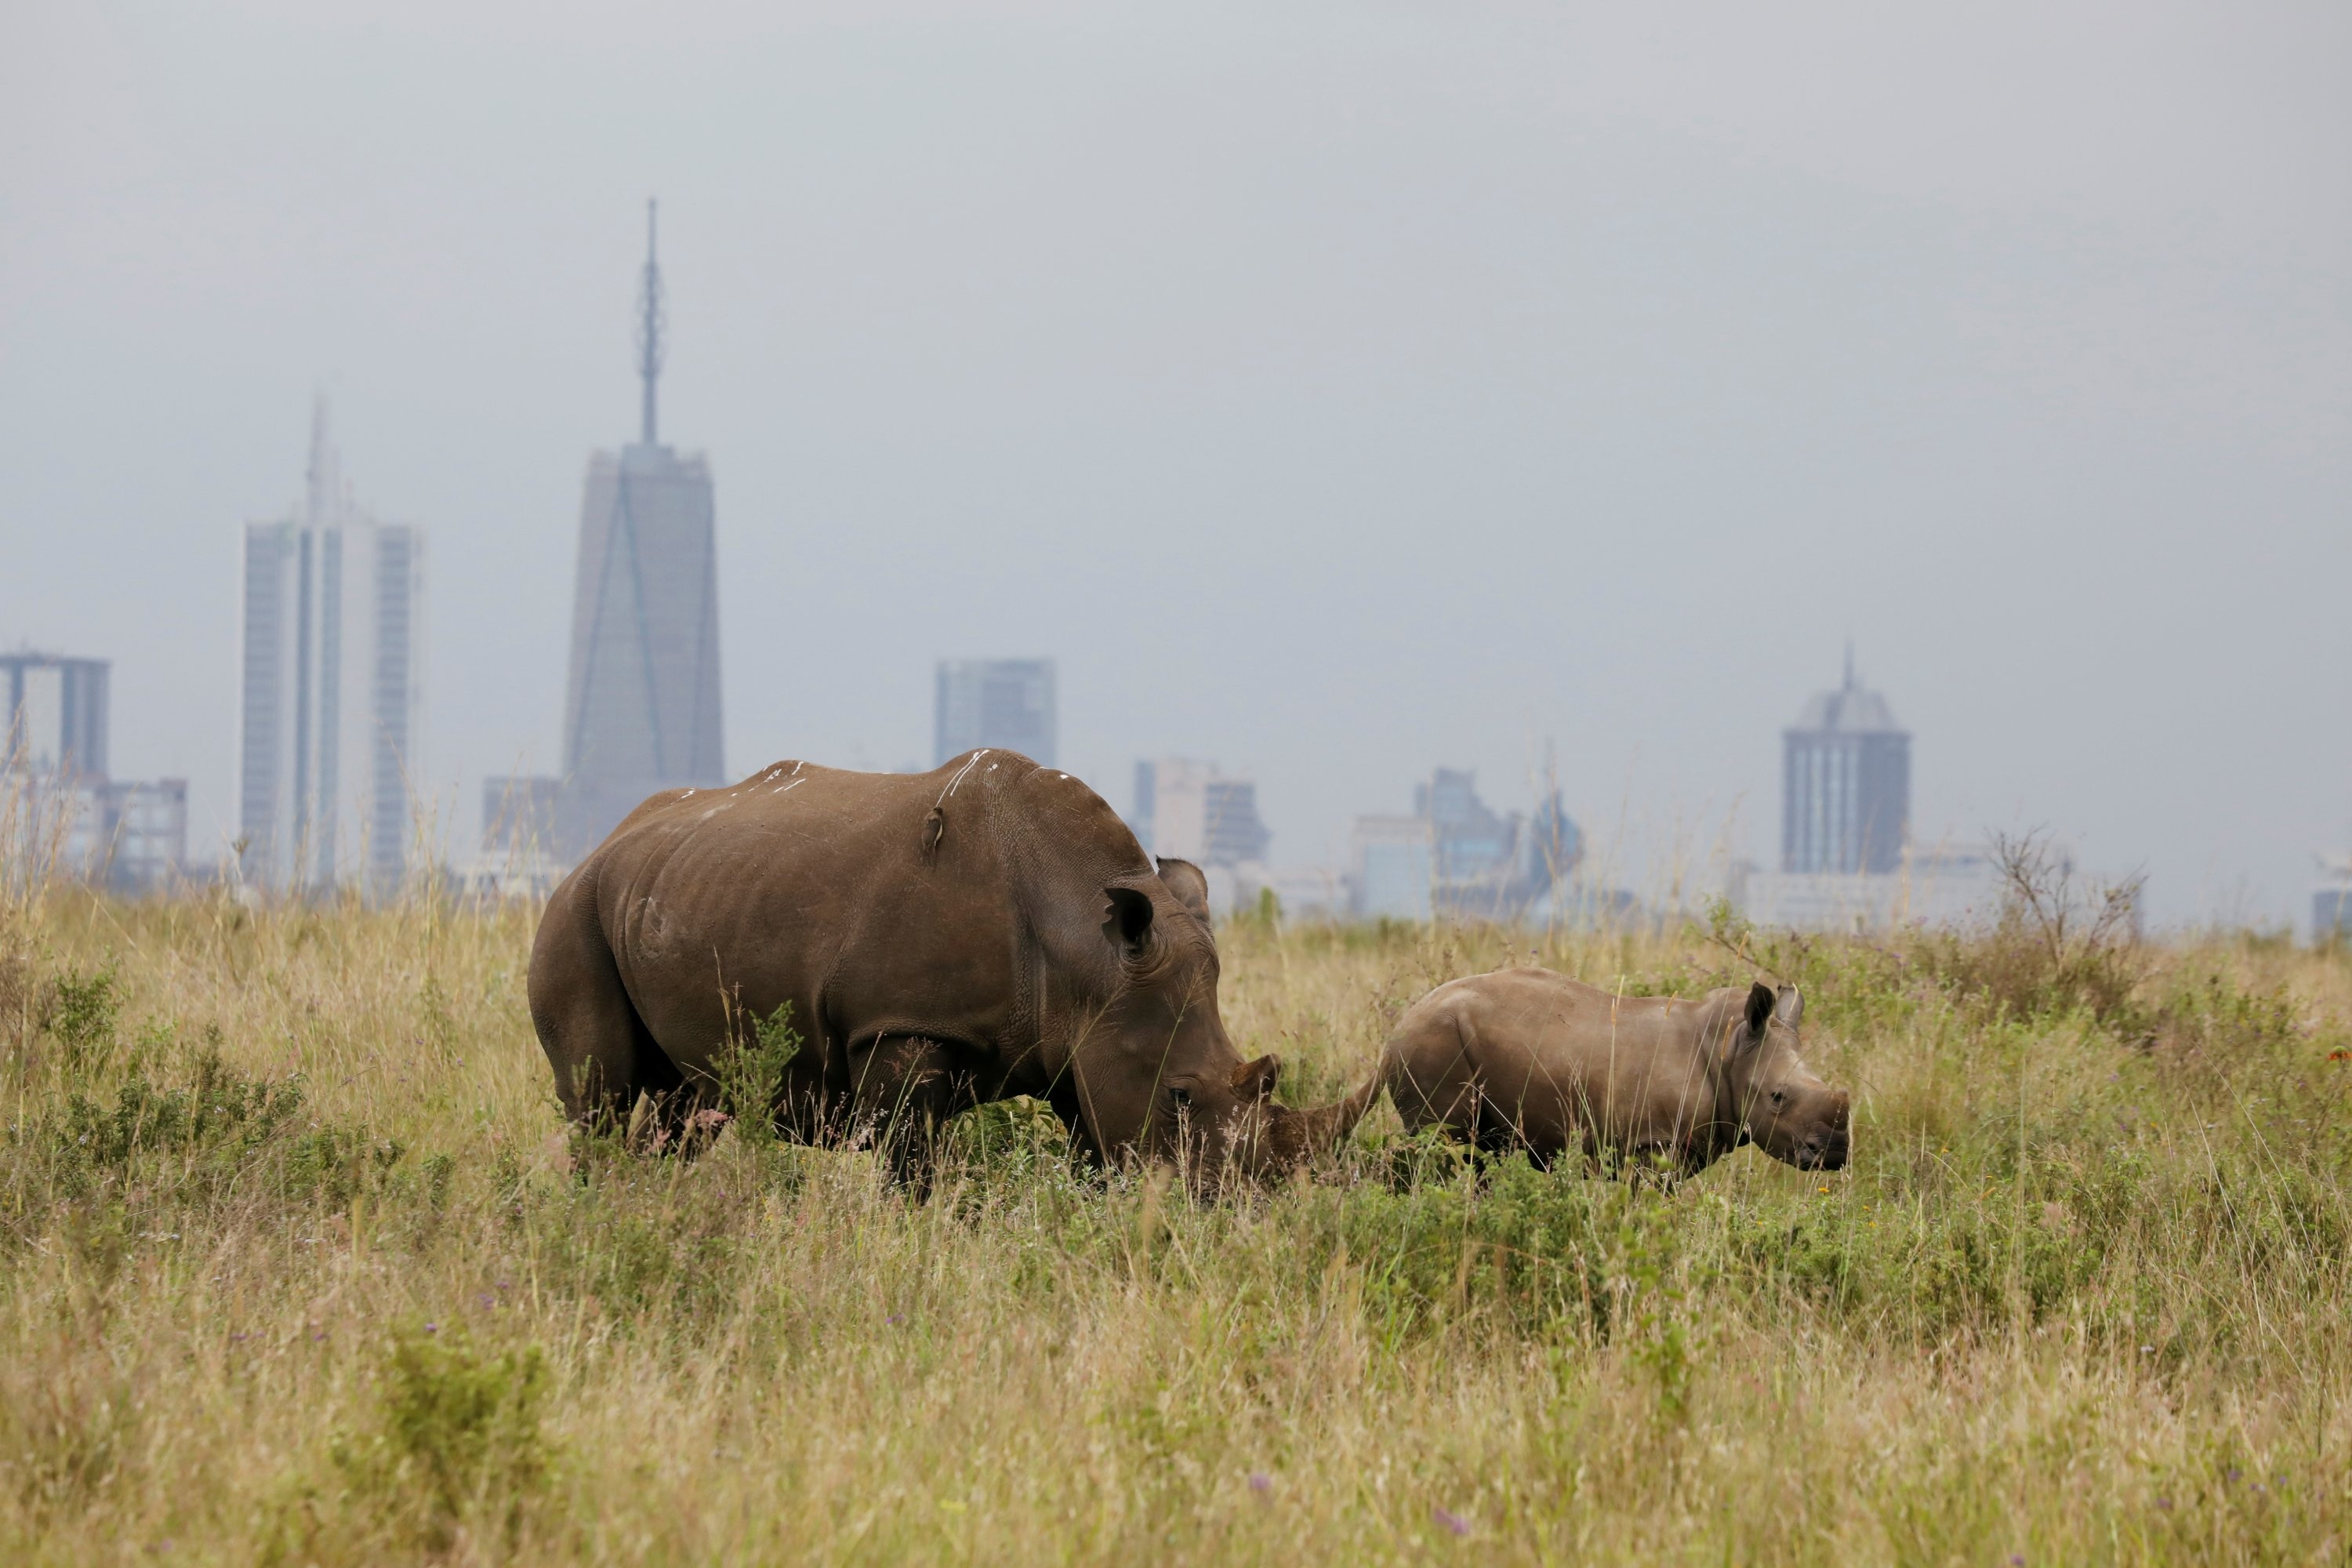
<box><xmin>4</xmin><ymin>649</ymin><xmax>187</xmax><ymax>893</ymax></box>
<box><xmin>1348</xmin><ymin>768</ymin><xmax>1581</xmax><ymax>921</ymax></box>
<box><xmin>1116</xmin><ymin>753</ymin><xmax>1584</xmax><ymax>922</ymax></box>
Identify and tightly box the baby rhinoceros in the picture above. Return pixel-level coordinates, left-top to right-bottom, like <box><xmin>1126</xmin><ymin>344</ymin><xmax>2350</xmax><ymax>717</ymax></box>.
<box><xmin>1382</xmin><ymin>968</ymin><xmax>1850</xmax><ymax>1178</ymax></box>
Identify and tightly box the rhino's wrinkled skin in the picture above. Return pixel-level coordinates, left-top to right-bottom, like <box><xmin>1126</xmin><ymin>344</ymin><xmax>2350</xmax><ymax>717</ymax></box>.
<box><xmin>1379</xmin><ymin>968</ymin><xmax>1851</xmax><ymax>1176</ymax></box>
<box><xmin>528</xmin><ymin>750</ymin><xmax>1367</xmax><ymax>1185</ymax></box>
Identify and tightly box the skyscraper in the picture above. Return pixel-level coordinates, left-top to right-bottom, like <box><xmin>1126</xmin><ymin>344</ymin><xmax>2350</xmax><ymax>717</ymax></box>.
<box><xmin>238</xmin><ymin>401</ymin><xmax>424</xmax><ymax>894</ymax></box>
<box><xmin>1781</xmin><ymin>650</ymin><xmax>1909</xmax><ymax>875</ymax></box>
<box><xmin>934</xmin><ymin>659</ymin><xmax>1055</xmax><ymax>767</ymax></box>
<box><xmin>555</xmin><ymin>201</ymin><xmax>726</xmax><ymax>857</ymax></box>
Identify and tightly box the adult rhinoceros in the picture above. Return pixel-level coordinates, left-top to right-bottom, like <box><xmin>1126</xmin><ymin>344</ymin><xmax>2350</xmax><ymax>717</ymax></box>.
<box><xmin>528</xmin><ymin>750</ymin><xmax>1367</xmax><ymax>1187</ymax></box>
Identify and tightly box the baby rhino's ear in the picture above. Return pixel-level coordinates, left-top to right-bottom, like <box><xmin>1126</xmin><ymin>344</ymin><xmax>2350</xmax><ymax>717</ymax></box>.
<box><xmin>1775</xmin><ymin>985</ymin><xmax>1805</xmax><ymax>1029</ymax></box>
<box><xmin>1743</xmin><ymin>981</ymin><xmax>1776</xmax><ymax>1040</ymax></box>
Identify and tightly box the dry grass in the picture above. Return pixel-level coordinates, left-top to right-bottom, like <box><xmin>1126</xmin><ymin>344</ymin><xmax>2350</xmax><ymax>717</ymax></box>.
<box><xmin>2</xmin><ymin>884</ymin><xmax>2348</xmax><ymax>1564</ymax></box>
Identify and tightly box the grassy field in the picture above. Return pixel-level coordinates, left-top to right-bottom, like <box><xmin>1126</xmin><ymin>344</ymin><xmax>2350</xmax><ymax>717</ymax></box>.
<box><xmin>2</xmin><ymin>880</ymin><xmax>2348</xmax><ymax>1565</ymax></box>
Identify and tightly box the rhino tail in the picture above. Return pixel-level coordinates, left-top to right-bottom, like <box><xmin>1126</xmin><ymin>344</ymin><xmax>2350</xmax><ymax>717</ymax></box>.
<box><xmin>1295</xmin><ymin>1069</ymin><xmax>1385</xmax><ymax>1160</ymax></box>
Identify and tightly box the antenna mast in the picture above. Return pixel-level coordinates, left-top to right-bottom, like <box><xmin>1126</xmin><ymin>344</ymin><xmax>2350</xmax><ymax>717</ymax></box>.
<box><xmin>636</xmin><ymin>198</ymin><xmax>666</xmax><ymax>446</ymax></box>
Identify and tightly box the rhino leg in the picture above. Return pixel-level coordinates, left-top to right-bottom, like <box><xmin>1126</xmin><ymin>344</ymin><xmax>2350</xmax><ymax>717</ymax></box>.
<box><xmin>1382</xmin><ymin>1017</ymin><xmax>1485</xmax><ymax>1141</ymax></box>
<box><xmin>847</xmin><ymin>1034</ymin><xmax>978</xmax><ymax>1193</ymax></box>
<box><xmin>528</xmin><ymin>879</ymin><xmax>684</xmax><ymax>1143</ymax></box>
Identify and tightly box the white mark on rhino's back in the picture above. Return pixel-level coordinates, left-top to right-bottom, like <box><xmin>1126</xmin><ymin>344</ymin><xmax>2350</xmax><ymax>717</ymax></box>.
<box><xmin>938</xmin><ymin>750</ymin><xmax>989</xmax><ymax>804</ymax></box>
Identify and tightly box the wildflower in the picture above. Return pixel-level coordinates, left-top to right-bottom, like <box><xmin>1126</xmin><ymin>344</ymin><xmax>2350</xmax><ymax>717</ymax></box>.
<box><xmin>423</xmin><ymin>1322</ymin><xmax>438</xmax><ymax>1334</ymax></box>
<box><xmin>1433</xmin><ymin>1507</ymin><xmax>1472</xmax><ymax>1537</ymax></box>
<box><xmin>2154</xmin><ymin>1497</ymin><xmax>2172</xmax><ymax>1511</ymax></box>
<box><xmin>1249</xmin><ymin>1472</ymin><xmax>1272</xmax><ymax>1495</ymax></box>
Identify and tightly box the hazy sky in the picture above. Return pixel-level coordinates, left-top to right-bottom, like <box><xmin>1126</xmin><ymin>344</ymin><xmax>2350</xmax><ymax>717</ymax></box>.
<box><xmin>5</xmin><ymin>1</ymin><xmax>2347</xmax><ymax>924</ymax></box>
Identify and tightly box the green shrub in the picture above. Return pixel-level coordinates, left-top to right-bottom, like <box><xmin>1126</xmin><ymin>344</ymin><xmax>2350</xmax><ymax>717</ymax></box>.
<box><xmin>712</xmin><ymin>999</ymin><xmax>801</xmax><ymax>1148</ymax></box>
<box><xmin>333</xmin><ymin>1323</ymin><xmax>555</xmax><ymax>1551</ymax></box>
<box><xmin>41</xmin><ymin>966</ymin><xmax>121</xmax><ymax>1070</ymax></box>
<box><xmin>50</xmin><ymin>1046</ymin><xmax>303</xmax><ymax>1192</ymax></box>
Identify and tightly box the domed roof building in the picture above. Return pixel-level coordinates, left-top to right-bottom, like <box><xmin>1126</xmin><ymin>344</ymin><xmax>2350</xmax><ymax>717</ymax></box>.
<box><xmin>1782</xmin><ymin>648</ymin><xmax>1911</xmax><ymax>876</ymax></box>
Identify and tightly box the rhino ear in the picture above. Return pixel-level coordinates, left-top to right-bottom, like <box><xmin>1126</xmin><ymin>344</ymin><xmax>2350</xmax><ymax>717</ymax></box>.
<box><xmin>1229</xmin><ymin>1053</ymin><xmax>1280</xmax><ymax>1102</ymax></box>
<box><xmin>1102</xmin><ymin>885</ymin><xmax>1156</xmax><ymax>956</ymax></box>
<box><xmin>1156</xmin><ymin>858</ymin><xmax>1214</xmax><ymax>926</ymax></box>
<box><xmin>1741</xmin><ymin>982</ymin><xmax>1776</xmax><ymax>1044</ymax></box>
<box><xmin>1774</xmin><ymin>985</ymin><xmax>1804</xmax><ymax>1029</ymax></box>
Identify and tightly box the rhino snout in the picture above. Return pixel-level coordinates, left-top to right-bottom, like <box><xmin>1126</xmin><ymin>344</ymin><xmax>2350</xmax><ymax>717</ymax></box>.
<box><xmin>1788</xmin><ymin>1091</ymin><xmax>1853</xmax><ymax>1171</ymax></box>
<box><xmin>1795</xmin><ymin>1128</ymin><xmax>1850</xmax><ymax>1171</ymax></box>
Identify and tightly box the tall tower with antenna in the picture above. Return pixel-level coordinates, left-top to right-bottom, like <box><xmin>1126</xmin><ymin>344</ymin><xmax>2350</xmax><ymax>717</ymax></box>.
<box><xmin>554</xmin><ymin>201</ymin><xmax>727</xmax><ymax>857</ymax></box>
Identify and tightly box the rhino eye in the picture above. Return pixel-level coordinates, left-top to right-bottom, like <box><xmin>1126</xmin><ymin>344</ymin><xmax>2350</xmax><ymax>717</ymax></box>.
<box><xmin>1170</xmin><ymin>1086</ymin><xmax>1192</xmax><ymax>1110</ymax></box>
<box><xmin>1769</xmin><ymin>1090</ymin><xmax>1787</xmax><ymax>1108</ymax></box>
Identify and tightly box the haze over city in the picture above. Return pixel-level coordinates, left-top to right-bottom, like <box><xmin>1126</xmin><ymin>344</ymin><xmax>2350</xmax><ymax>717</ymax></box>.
<box><xmin>5</xmin><ymin>0</ymin><xmax>2348</xmax><ymax>924</ymax></box>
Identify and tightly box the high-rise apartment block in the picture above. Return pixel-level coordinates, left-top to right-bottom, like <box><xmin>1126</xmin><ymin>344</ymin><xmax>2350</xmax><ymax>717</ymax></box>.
<box><xmin>238</xmin><ymin>401</ymin><xmax>423</xmax><ymax>894</ymax></box>
<box><xmin>1782</xmin><ymin>652</ymin><xmax>1909</xmax><ymax>875</ymax></box>
<box><xmin>553</xmin><ymin>201</ymin><xmax>727</xmax><ymax>858</ymax></box>
<box><xmin>5</xmin><ymin>650</ymin><xmax>187</xmax><ymax>895</ymax></box>
<box><xmin>2</xmin><ymin>652</ymin><xmax>108</xmax><ymax>779</ymax></box>
<box><xmin>935</xmin><ymin>659</ymin><xmax>1055</xmax><ymax>767</ymax></box>
<box><xmin>1131</xmin><ymin>758</ymin><xmax>1271</xmax><ymax>866</ymax></box>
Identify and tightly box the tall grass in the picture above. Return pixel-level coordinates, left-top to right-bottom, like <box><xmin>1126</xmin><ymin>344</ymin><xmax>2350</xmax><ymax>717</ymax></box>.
<box><xmin>1</xmin><ymin>883</ymin><xmax>2347</xmax><ymax>1563</ymax></box>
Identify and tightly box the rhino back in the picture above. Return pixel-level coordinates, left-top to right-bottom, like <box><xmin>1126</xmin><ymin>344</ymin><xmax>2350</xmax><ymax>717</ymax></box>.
<box><xmin>583</xmin><ymin>758</ymin><xmax>1037</xmax><ymax>1082</ymax></box>
<box><xmin>1388</xmin><ymin>968</ymin><xmax>1726</xmax><ymax>1154</ymax></box>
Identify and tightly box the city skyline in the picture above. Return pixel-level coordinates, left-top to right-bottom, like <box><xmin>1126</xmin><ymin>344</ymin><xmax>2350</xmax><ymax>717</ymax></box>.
<box><xmin>7</xmin><ymin>5</ymin><xmax>2347</xmax><ymax>927</ymax></box>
